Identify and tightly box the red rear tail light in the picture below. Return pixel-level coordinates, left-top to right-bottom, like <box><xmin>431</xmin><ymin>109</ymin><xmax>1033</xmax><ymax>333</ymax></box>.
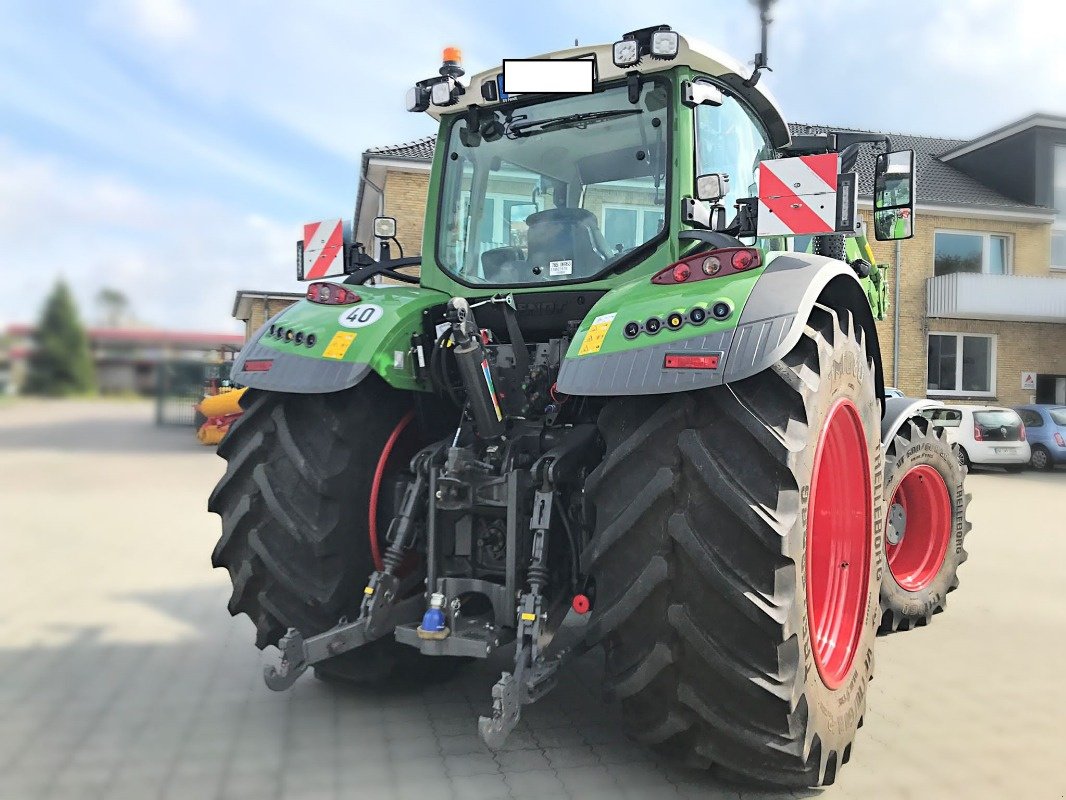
<box><xmin>1055</xmin><ymin>432</ymin><xmax>1065</xmax><ymax>447</ymax></box>
<box><xmin>1019</xmin><ymin>424</ymin><xmax>1027</xmax><ymax>441</ymax></box>
<box><xmin>973</xmin><ymin>425</ymin><xmax>983</xmax><ymax>442</ymax></box>
<box><xmin>243</xmin><ymin>359</ymin><xmax>274</xmax><ymax>372</ymax></box>
<box><xmin>307</xmin><ymin>281</ymin><xmax>360</xmax><ymax>305</ymax></box>
<box><xmin>652</xmin><ymin>247</ymin><xmax>761</xmax><ymax>285</ymax></box>
<box><xmin>663</xmin><ymin>353</ymin><xmax>720</xmax><ymax>370</ymax></box>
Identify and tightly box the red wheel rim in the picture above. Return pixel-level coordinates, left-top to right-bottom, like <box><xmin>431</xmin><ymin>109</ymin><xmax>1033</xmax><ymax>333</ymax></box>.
<box><xmin>806</xmin><ymin>398</ymin><xmax>872</xmax><ymax>690</ymax></box>
<box><xmin>885</xmin><ymin>465</ymin><xmax>951</xmax><ymax>591</ymax></box>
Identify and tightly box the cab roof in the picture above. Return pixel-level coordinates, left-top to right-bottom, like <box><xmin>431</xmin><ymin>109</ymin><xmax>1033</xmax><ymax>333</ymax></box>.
<box><xmin>426</xmin><ymin>34</ymin><xmax>791</xmax><ymax>148</ymax></box>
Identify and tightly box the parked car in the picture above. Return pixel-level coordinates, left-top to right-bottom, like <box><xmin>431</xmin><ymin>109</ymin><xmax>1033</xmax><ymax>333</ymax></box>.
<box><xmin>1014</xmin><ymin>405</ymin><xmax>1066</xmax><ymax>471</ymax></box>
<box><xmin>884</xmin><ymin>386</ymin><xmax>905</xmax><ymax>398</ymax></box>
<box><xmin>924</xmin><ymin>405</ymin><xmax>1031</xmax><ymax>471</ymax></box>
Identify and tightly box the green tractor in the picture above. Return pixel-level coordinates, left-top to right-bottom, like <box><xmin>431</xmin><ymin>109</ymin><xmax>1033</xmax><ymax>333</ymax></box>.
<box><xmin>209</xmin><ymin>10</ymin><xmax>968</xmax><ymax>788</ymax></box>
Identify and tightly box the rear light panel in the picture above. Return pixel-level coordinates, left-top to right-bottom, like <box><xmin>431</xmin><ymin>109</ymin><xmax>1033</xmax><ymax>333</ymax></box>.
<box><xmin>1055</xmin><ymin>432</ymin><xmax>1065</xmax><ymax>447</ymax></box>
<box><xmin>243</xmin><ymin>359</ymin><xmax>274</xmax><ymax>372</ymax></box>
<box><xmin>1020</xmin><ymin>424</ymin><xmax>1027</xmax><ymax>442</ymax></box>
<box><xmin>973</xmin><ymin>425</ymin><xmax>983</xmax><ymax>442</ymax></box>
<box><xmin>652</xmin><ymin>247</ymin><xmax>761</xmax><ymax>285</ymax></box>
<box><xmin>307</xmin><ymin>282</ymin><xmax>360</xmax><ymax>305</ymax></box>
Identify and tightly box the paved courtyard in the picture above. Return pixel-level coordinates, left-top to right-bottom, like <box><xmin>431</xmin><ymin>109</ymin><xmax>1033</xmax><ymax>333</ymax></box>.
<box><xmin>0</xmin><ymin>400</ymin><xmax>1064</xmax><ymax>800</ymax></box>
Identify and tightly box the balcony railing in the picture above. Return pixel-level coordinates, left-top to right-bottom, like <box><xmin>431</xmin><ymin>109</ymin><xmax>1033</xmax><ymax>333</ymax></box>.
<box><xmin>926</xmin><ymin>272</ymin><xmax>1066</xmax><ymax>323</ymax></box>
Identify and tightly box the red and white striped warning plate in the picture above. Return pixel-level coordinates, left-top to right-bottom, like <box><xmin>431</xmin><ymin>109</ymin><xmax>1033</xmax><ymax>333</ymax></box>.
<box><xmin>757</xmin><ymin>153</ymin><xmax>840</xmax><ymax>237</ymax></box>
<box><xmin>302</xmin><ymin>218</ymin><xmax>345</xmax><ymax>280</ymax></box>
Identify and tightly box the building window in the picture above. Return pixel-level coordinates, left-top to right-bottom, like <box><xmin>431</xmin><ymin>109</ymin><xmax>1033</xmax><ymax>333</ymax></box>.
<box><xmin>927</xmin><ymin>333</ymin><xmax>996</xmax><ymax>396</ymax></box>
<box><xmin>1053</xmin><ymin>145</ymin><xmax>1066</xmax><ymax>270</ymax></box>
<box><xmin>933</xmin><ymin>231</ymin><xmax>1010</xmax><ymax>276</ymax></box>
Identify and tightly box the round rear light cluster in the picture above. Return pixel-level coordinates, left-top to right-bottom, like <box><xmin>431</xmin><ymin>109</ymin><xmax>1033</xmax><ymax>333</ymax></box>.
<box><xmin>672</xmin><ymin>263</ymin><xmax>691</xmax><ymax>283</ymax></box>
<box><xmin>266</xmin><ymin>324</ymin><xmax>317</xmax><ymax>348</ymax></box>
<box><xmin>702</xmin><ymin>256</ymin><xmax>721</xmax><ymax>276</ymax></box>
<box><xmin>622</xmin><ymin>303</ymin><xmax>726</xmax><ymax>338</ymax></box>
<box><xmin>731</xmin><ymin>250</ymin><xmax>756</xmax><ymax>270</ymax></box>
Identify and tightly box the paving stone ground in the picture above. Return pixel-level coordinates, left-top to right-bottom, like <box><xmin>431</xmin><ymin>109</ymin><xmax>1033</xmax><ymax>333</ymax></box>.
<box><xmin>1</xmin><ymin>400</ymin><xmax>1064</xmax><ymax>799</ymax></box>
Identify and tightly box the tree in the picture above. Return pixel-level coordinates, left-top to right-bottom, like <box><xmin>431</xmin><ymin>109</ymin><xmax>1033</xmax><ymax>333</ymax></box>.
<box><xmin>23</xmin><ymin>281</ymin><xmax>96</xmax><ymax>396</ymax></box>
<box><xmin>95</xmin><ymin>287</ymin><xmax>131</xmax><ymax>327</ymax></box>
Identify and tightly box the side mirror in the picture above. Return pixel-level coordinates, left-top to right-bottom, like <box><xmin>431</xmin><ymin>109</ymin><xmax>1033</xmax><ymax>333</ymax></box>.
<box><xmin>873</xmin><ymin>150</ymin><xmax>915</xmax><ymax>241</ymax></box>
<box><xmin>695</xmin><ymin>172</ymin><xmax>730</xmax><ymax>203</ymax></box>
<box><xmin>373</xmin><ymin>216</ymin><xmax>397</xmax><ymax>239</ymax></box>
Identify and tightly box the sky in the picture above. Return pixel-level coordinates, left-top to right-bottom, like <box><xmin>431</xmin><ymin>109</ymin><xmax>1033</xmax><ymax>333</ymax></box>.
<box><xmin>1</xmin><ymin>0</ymin><xmax>1064</xmax><ymax>332</ymax></box>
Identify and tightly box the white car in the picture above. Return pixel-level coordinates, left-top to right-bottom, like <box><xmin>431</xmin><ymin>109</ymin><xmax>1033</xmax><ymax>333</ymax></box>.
<box><xmin>924</xmin><ymin>405</ymin><xmax>1031</xmax><ymax>471</ymax></box>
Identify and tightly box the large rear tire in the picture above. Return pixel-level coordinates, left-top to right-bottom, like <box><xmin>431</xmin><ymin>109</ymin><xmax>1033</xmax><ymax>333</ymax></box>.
<box><xmin>584</xmin><ymin>304</ymin><xmax>882</xmax><ymax>787</ymax></box>
<box><xmin>208</xmin><ymin>379</ymin><xmax>447</xmax><ymax>683</ymax></box>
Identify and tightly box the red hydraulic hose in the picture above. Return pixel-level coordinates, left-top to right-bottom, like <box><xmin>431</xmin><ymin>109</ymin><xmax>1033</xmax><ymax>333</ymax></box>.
<box><xmin>368</xmin><ymin>410</ymin><xmax>415</xmax><ymax>571</ymax></box>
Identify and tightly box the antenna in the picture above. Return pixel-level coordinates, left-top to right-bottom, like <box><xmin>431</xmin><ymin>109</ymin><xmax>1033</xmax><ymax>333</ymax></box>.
<box><xmin>744</xmin><ymin>0</ymin><xmax>774</xmax><ymax>88</ymax></box>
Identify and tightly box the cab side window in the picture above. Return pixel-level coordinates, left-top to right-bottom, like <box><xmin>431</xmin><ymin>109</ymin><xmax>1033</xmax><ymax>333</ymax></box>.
<box><xmin>694</xmin><ymin>88</ymin><xmax>773</xmax><ymax>219</ymax></box>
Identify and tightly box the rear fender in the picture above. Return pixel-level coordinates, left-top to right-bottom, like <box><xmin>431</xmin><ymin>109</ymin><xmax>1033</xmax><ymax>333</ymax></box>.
<box><xmin>881</xmin><ymin>398</ymin><xmax>940</xmax><ymax>448</ymax></box>
<box><xmin>556</xmin><ymin>252</ymin><xmax>885</xmax><ymax>401</ymax></box>
<box><xmin>231</xmin><ymin>285</ymin><xmax>447</xmax><ymax>394</ymax></box>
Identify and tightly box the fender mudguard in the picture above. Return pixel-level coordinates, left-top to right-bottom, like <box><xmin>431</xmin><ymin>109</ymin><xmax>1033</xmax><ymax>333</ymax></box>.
<box><xmin>556</xmin><ymin>252</ymin><xmax>886</xmax><ymax>400</ymax></box>
<box><xmin>881</xmin><ymin>397</ymin><xmax>940</xmax><ymax>447</ymax></box>
<box><xmin>231</xmin><ymin>284</ymin><xmax>448</xmax><ymax>394</ymax></box>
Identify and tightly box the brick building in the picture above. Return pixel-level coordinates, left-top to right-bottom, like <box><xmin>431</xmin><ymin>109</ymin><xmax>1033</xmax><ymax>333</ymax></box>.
<box><xmin>232</xmin><ymin>290</ymin><xmax>305</xmax><ymax>339</ymax></box>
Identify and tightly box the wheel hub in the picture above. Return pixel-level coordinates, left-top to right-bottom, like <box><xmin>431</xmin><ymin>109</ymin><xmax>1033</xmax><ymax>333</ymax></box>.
<box><xmin>886</xmin><ymin>502</ymin><xmax>906</xmax><ymax>546</ymax></box>
<box><xmin>805</xmin><ymin>398</ymin><xmax>872</xmax><ymax>690</ymax></box>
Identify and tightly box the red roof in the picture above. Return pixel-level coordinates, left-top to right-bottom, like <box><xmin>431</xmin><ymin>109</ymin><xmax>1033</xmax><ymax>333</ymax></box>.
<box><xmin>5</xmin><ymin>324</ymin><xmax>243</xmax><ymax>347</ymax></box>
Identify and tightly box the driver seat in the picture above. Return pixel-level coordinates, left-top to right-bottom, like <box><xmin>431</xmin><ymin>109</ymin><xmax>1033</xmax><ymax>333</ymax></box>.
<box><xmin>525</xmin><ymin>208</ymin><xmax>609</xmax><ymax>278</ymax></box>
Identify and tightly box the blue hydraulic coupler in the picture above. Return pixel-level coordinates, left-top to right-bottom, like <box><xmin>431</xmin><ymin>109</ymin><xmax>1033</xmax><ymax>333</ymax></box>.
<box><xmin>417</xmin><ymin>592</ymin><xmax>449</xmax><ymax>640</ymax></box>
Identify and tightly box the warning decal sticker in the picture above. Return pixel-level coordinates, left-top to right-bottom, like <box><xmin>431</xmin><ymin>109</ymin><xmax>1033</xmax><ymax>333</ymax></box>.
<box><xmin>322</xmin><ymin>331</ymin><xmax>357</xmax><ymax>359</ymax></box>
<box><xmin>578</xmin><ymin>313</ymin><xmax>616</xmax><ymax>356</ymax></box>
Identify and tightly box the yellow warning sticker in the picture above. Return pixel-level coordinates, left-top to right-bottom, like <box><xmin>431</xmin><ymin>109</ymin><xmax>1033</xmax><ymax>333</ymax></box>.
<box><xmin>323</xmin><ymin>331</ymin><xmax>357</xmax><ymax>359</ymax></box>
<box><xmin>520</xmin><ymin>612</ymin><xmax>537</xmax><ymax>621</ymax></box>
<box><xmin>578</xmin><ymin>313</ymin><xmax>616</xmax><ymax>356</ymax></box>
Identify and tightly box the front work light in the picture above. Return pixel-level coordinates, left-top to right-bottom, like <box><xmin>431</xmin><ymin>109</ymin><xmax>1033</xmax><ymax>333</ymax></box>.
<box><xmin>406</xmin><ymin>84</ymin><xmax>430</xmax><ymax>113</ymax></box>
<box><xmin>373</xmin><ymin>216</ymin><xmax>397</xmax><ymax>238</ymax></box>
<box><xmin>612</xmin><ymin>39</ymin><xmax>639</xmax><ymax>68</ymax></box>
<box><xmin>650</xmin><ymin>30</ymin><xmax>679</xmax><ymax>59</ymax></box>
<box><xmin>431</xmin><ymin>77</ymin><xmax>457</xmax><ymax>106</ymax></box>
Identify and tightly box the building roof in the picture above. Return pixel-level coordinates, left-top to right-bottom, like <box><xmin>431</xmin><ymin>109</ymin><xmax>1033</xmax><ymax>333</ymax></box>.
<box><xmin>941</xmin><ymin>113</ymin><xmax>1066</xmax><ymax>161</ymax></box>
<box><xmin>789</xmin><ymin>123</ymin><xmax>1044</xmax><ymax>212</ymax></box>
<box><xmin>364</xmin><ymin>121</ymin><xmax>1051</xmax><ymax>215</ymax></box>
<box><xmin>231</xmin><ymin>290</ymin><xmax>305</xmax><ymax>321</ymax></box>
<box><xmin>366</xmin><ymin>136</ymin><xmax>437</xmax><ymax>161</ymax></box>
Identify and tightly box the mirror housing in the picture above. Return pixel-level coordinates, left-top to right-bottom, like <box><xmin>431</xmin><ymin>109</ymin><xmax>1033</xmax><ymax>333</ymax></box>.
<box><xmin>695</xmin><ymin>172</ymin><xmax>730</xmax><ymax>203</ymax></box>
<box><xmin>873</xmin><ymin>150</ymin><xmax>915</xmax><ymax>241</ymax></box>
<box><xmin>373</xmin><ymin>216</ymin><xmax>397</xmax><ymax>239</ymax></box>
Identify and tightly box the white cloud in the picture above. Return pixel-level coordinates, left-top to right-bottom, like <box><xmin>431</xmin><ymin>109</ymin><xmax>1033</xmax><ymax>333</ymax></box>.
<box><xmin>95</xmin><ymin>0</ymin><xmax>197</xmax><ymax>44</ymax></box>
<box><xmin>0</xmin><ymin>139</ymin><xmax>298</xmax><ymax>332</ymax></box>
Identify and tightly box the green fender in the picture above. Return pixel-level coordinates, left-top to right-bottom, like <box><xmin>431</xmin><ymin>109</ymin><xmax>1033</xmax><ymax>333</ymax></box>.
<box><xmin>231</xmin><ymin>284</ymin><xmax>449</xmax><ymax>394</ymax></box>
<box><xmin>556</xmin><ymin>250</ymin><xmax>884</xmax><ymax>399</ymax></box>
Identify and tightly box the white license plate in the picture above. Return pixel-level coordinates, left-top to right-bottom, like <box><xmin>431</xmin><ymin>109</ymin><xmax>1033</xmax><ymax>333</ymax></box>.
<box><xmin>995</xmin><ymin>447</ymin><xmax>1014</xmax><ymax>454</ymax></box>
